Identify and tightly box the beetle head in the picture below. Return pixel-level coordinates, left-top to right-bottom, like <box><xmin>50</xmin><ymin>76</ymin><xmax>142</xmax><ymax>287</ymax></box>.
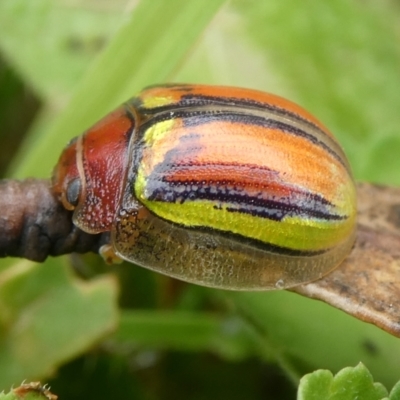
<box><xmin>52</xmin><ymin>105</ymin><xmax>135</xmax><ymax>234</ymax></box>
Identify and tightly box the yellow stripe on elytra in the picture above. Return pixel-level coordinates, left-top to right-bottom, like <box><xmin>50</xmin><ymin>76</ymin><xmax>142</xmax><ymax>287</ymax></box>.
<box><xmin>134</xmin><ymin>167</ymin><xmax>353</xmax><ymax>252</ymax></box>
<box><xmin>143</xmin><ymin>119</ymin><xmax>175</xmax><ymax>145</ymax></box>
<box><xmin>141</xmin><ymin>94</ymin><xmax>175</xmax><ymax>110</ymax></box>
<box><xmin>141</xmin><ymin>119</ymin><xmax>177</xmax><ymax>175</ymax></box>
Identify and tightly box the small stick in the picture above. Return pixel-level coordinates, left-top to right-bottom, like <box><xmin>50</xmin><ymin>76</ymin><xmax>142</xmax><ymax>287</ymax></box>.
<box><xmin>0</xmin><ymin>179</ymin><xmax>108</xmax><ymax>261</ymax></box>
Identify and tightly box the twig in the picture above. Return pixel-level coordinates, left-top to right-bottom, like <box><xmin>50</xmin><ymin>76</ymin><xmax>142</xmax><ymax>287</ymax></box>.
<box><xmin>0</xmin><ymin>179</ymin><xmax>108</xmax><ymax>261</ymax></box>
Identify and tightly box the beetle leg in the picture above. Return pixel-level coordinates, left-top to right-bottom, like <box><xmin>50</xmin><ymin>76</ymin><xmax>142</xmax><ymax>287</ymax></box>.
<box><xmin>99</xmin><ymin>244</ymin><xmax>124</xmax><ymax>264</ymax></box>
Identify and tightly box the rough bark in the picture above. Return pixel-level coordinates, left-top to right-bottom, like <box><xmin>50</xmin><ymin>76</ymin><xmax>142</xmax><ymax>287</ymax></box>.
<box><xmin>0</xmin><ymin>179</ymin><xmax>108</xmax><ymax>261</ymax></box>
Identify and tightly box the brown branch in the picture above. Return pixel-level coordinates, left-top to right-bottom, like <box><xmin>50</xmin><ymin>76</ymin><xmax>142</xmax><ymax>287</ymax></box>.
<box><xmin>292</xmin><ymin>182</ymin><xmax>400</xmax><ymax>338</ymax></box>
<box><xmin>0</xmin><ymin>179</ymin><xmax>399</xmax><ymax>338</ymax></box>
<box><xmin>0</xmin><ymin>179</ymin><xmax>108</xmax><ymax>261</ymax></box>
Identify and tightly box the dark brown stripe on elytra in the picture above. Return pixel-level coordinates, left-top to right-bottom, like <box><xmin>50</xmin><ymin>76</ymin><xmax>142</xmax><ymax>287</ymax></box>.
<box><xmin>182</xmin><ymin>94</ymin><xmax>326</xmax><ymax>136</ymax></box>
<box><xmin>144</xmin><ymin>176</ymin><xmax>346</xmax><ymax>222</ymax></box>
<box><xmin>138</xmin><ymin>108</ymin><xmax>347</xmax><ymax>170</ymax></box>
<box><xmin>195</xmin><ymin>225</ymin><xmax>328</xmax><ymax>257</ymax></box>
<box><xmin>142</xmin><ymin>83</ymin><xmax>193</xmax><ymax>91</ymax></box>
<box><xmin>135</xmin><ymin>92</ymin><xmax>330</xmax><ymax>147</ymax></box>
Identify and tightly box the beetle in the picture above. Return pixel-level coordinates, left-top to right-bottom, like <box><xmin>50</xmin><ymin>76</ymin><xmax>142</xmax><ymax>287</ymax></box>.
<box><xmin>52</xmin><ymin>84</ymin><xmax>357</xmax><ymax>290</ymax></box>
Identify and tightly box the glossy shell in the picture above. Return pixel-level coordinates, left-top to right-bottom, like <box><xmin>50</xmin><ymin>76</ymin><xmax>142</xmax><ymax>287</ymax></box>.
<box><xmin>52</xmin><ymin>84</ymin><xmax>357</xmax><ymax>290</ymax></box>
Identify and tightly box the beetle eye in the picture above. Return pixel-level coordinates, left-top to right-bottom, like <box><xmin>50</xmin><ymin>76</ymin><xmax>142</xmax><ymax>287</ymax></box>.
<box><xmin>66</xmin><ymin>178</ymin><xmax>81</xmax><ymax>207</ymax></box>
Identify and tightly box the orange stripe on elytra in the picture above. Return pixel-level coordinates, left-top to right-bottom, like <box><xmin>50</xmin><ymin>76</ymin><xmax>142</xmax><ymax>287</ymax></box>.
<box><xmin>141</xmin><ymin>120</ymin><xmax>347</xmax><ymax>204</ymax></box>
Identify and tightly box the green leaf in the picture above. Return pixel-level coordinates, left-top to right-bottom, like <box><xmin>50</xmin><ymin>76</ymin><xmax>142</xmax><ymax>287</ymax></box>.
<box><xmin>0</xmin><ymin>382</ymin><xmax>57</xmax><ymax>400</ymax></box>
<box><xmin>11</xmin><ymin>0</ymin><xmax>226</xmax><ymax>178</ymax></box>
<box><xmin>112</xmin><ymin>310</ymin><xmax>256</xmax><ymax>360</ymax></box>
<box><xmin>0</xmin><ymin>258</ymin><xmax>118</xmax><ymax>387</ymax></box>
<box><xmin>0</xmin><ymin>390</ymin><xmax>14</xmax><ymax>400</ymax></box>
<box><xmin>364</xmin><ymin>135</ymin><xmax>400</xmax><ymax>185</ymax></box>
<box><xmin>298</xmin><ymin>363</ymin><xmax>388</xmax><ymax>400</ymax></box>
<box><xmin>226</xmin><ymin>290</ymin><xmax>400</xmax><ymax>388</ymax></box>
<box><xmin>389</xmin><ymin>381</ymin><xmax>400</xmax><ymax>400</ymax></box>
<box><xmin>0</xmin><ymin>0</ymin><xmax>127</xmax><ymax>102</ymax></box>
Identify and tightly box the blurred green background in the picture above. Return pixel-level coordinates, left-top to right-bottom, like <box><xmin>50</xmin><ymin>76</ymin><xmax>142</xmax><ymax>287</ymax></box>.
<box><xmin>0</xmin><ymin>0</ymin><xmax>399</xmax><ymax>398</ymax></box>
